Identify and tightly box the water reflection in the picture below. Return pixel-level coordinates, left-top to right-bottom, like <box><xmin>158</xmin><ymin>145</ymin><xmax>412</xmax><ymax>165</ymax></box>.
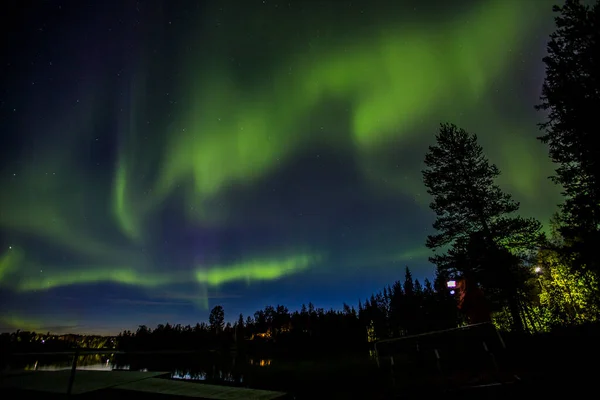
<box><xmin>34</xmin><ymin>363</ymin><xmax>113</xmax><ymax>371</ymax></box>
<box><xmin>3</xmin><ymin>352</ymin><xmax>378</xmax><ymax>394</ymax></box>
<box><xmin>172</xmin><ymin>369</ymin><xmax>242</xmax><ymax>383</ymax></box>
<box><xmin>6</xmin><ymin>352</ymin><xmax>253</xmax><ymax>386</ymax></box>
<box><xmin>249</xmin><ymin>358</ymin><xmax>272</xmax><ymax>367</ymax></box>
<box><xmin>18</xmin><ymin>354</ymin><xmax>127</xmax><ymax>372</ymax></box>
<box><xmin>172</xmin><ymin>370</ymin><xmax>207</xmax><ymax>381</ymax></box>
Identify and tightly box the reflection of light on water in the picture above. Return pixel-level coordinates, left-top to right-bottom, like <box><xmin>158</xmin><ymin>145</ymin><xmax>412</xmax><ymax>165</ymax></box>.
<box><xmin>172</xmin><ymin>370</ymin><xmax>207</xmax><ymax>381</ymax></box>
<box><xmin>171</xmin><ymin>369</ymin><xmax>242</xmax><ymax>384</ymax></box>
<box><xmin>23</xmin><ymin>364</ymin><xmax>132</xmax><ymax>371</ymax></box>
<box><xmin>21</xmin><ymin>355</ymin><xmax>133</xmax><ymax>372</ymax></box>
<box><xmin>74</xmin><ymin>364</ymin><xmax>114</xmax><ymax>371</ymax></box>
<box><xmin>249</xmin><ymin>359</ymin><xmax>272</xmax><ymax>367</ymax></box>
<box><xmin>24</xmin><ymin>361</ymin><xmax>40</xmax><ymax>371</ymax></box>
<box><xmin>34</xmin><ymin>364</ymin><xmax>113</xmax><ymax>371</ymax></box>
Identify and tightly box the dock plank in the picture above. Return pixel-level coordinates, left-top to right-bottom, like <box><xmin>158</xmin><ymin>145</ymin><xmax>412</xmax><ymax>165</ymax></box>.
<box><xmin>114</xmin><ymin>378</ymin><xmax>287</xmax><ymax>399</ymax></box>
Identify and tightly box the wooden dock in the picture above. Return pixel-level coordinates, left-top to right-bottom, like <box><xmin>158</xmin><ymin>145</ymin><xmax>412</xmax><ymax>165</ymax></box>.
<box><xmin>116</xmin><ymin>377</ymin><xmax>287</xmax><ymax>399</ymax></box>
<box><xmin>0</xmin><ymin>370</ymin><xmax>287</xmax><ymax>399</ymax></box>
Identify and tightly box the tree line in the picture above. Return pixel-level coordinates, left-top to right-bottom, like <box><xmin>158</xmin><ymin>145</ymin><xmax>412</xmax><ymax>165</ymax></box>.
<box><xmin>116</xmin><ymin>267</ymin><xmax>460</xmax><ymax>354</ymax></box>
<box><xmin>0</xmin><ymin>332</ymin><xmax>117</xmax><ymax>354</ymax></box>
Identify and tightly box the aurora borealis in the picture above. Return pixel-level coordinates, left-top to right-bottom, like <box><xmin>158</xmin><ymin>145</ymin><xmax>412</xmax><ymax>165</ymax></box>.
<box><xmin>1</xmin><ymin>0</ymin><xmax>562</xmax><ymax>334</ymax></box>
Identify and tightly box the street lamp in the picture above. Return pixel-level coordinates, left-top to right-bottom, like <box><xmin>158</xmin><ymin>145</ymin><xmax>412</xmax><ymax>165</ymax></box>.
<box><xmin>447</xmin><ymin>280</ymin><xmax>457</xmax><ymax>295</ymax></box>
<box><xmin>534</xmin><ymin>266</ymin><xmax>544</xmax><ymax>291</ymax></box>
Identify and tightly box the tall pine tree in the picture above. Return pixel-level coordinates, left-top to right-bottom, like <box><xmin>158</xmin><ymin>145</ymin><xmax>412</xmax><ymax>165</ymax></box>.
<box><xmin>536</xmin><ymin>0</ymin><xmax>600</xmax><ymax>278</ymax></box>
<box><xmin>422</xmin><ymin>123</ymin><xmax>542</xmax><ymax>331</ymax></box>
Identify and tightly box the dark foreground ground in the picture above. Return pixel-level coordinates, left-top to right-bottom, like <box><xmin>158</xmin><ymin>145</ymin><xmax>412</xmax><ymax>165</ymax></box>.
<box><xmin>0</xmin><ymin>365</ymin><xmax>594</xmax><ymax>400</ymax></box>
<box><xmin>0</xmin><ymin>377</ymin><xmax>593</xmax><ymax>400</ymax></box>
<box><xmin>2</xmin><ymin>323</ymin><xmax>598</xmax><ymax>399</ymax></box>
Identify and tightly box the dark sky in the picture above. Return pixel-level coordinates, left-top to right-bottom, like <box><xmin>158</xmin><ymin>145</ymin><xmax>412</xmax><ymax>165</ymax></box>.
<box><xmin>0</xmin><ymin>0</ymin><xmax>561</xmax><ymax>334</ymax></box>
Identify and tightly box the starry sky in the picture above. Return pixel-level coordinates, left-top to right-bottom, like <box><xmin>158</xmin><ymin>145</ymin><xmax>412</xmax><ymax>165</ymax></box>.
<box><xmin>0</xmin><ymin>0</ymin><xmax>563</xmax><ymax>335</ymax></box>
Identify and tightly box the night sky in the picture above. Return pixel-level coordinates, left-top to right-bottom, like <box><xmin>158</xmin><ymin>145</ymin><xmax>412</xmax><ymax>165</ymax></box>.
<box><xmin>1</xmin><ymin>0</ymin><xmax>562</xmax><ymax>335</ymax></box>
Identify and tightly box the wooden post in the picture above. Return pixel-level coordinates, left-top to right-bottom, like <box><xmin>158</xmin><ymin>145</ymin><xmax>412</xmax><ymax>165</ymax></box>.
<box><xmin>434</xmin><ymin>348</ymin><xmax>442</xmax><ymax>374</ymax></box>
<box><xmin>67</xmin><ymin>346</ymin><xmax>79</xmax><ymax>395</ymax></box>
<box><xmin>390</xmin><ymin>355</ymin><xmax>396</xmax><ymax>388</ymax></box>
<box><xmin>494</xmin><ymin>326</ymin><xmax>506</xmax><ymax>349</ymax></box>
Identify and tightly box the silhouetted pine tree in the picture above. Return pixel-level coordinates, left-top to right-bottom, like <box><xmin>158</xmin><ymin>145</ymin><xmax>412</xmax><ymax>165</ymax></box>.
<box><xmin>245</xmin><ymin>316</ymin><xmax>254</xmax><ymax>337</ymax></box>
<box><xmin>536</xmin><ymin>0</ymin><xmax>600</xmax><ymax>281</ymax></box>
<box><xmin>422</xmin><ymin>123</ymin><xmax>542</xmax><ymax>331</ymax></box>
<box><xmin>209</xmin><ymin>305</ymin><xmax>225</xmax><ymax>335</ymax></box>
<box><xmin>401</xmin><ymin>267</ymin><xmax>418</xmax><ymax>334</ymax></box>
<box><xmin>236</xmin><ymin>313</ymin><xmax>245</xmax><ymax>342</ymax></box>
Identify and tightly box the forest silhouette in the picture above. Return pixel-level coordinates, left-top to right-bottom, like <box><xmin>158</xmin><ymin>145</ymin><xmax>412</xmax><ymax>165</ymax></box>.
<box><xmin>115</xmin><ymin>267</ymin><xmax>458</xmax><ymax>355</ymax></box>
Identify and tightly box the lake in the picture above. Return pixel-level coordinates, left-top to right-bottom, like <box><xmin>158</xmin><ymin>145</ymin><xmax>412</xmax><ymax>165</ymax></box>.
<box><xmin>2</xmin><ymin>352</ymin><xmax>273</xmax><ymax>384</ymax></box>
<box><xmin>1</xmin><ymin>351</ymin><xmax>390</xmax><ymax>397</ymax></box>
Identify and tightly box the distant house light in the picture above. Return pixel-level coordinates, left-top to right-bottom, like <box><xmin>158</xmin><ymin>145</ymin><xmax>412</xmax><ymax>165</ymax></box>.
<box><xmin>447</xmin><ymin>280</ymin><xmax>456</xmax><ymax>288</ymax></box>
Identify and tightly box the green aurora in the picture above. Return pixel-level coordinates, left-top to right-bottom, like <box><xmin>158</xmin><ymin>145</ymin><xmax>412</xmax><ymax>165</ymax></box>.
<box><xmin>0</xmin><ymin>0</ymin><xmax>561</xmax><ymax>333</ymax></box>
